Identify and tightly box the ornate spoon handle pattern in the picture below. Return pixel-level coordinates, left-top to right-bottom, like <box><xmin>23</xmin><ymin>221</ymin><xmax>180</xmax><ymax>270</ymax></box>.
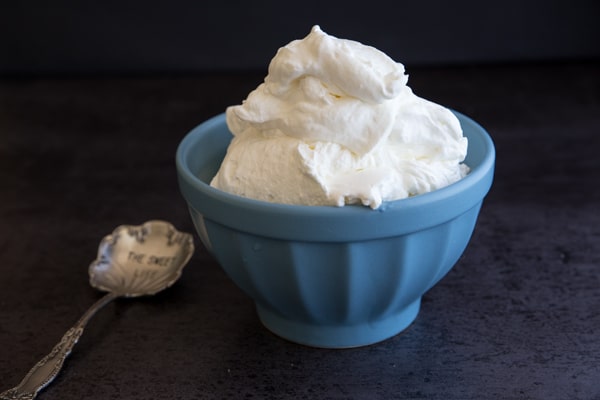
<box><xmin>0</xmin><ymin>293</ymin><xmax>118</xmax><ymax>400</ymax></box>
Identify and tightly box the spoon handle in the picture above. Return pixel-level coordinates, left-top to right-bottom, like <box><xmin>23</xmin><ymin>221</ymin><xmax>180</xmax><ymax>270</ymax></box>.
<box><xmin>0</xmin><ymin>292</ymin><xmax>118</xmax><ymax>400</ymax></box>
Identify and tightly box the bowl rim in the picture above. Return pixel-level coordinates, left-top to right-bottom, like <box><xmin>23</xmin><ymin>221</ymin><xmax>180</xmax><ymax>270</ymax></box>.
<box><xmin>176</xmin><ymin>111</ymin><xmax>495</xmax><ymax>241</ymax></box>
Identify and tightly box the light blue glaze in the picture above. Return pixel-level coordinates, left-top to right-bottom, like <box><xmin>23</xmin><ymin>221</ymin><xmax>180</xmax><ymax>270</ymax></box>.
<box><xmin>176</xmin><ymin>111</ymin><xmax>495</xmax><ymax>348</ymax></box>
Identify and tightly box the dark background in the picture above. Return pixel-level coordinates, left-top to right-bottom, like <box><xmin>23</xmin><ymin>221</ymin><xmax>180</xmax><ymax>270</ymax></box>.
<box><xmin>1</xmin><ymin>0</ymin><xmax>599</xmax><ymax>75</ymax></box>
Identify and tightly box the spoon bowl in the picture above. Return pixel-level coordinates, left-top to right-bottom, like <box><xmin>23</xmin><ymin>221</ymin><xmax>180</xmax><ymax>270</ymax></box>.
<box><xmin>90</xmin><ymin>220</ymin><xmax>194</xmax><ymax>297</ymax></box>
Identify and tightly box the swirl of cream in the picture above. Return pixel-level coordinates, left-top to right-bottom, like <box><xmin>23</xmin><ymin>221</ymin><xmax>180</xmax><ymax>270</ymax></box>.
<box><xmin>226</xmin><ymin>25</ymin><xmax>409</xmax><ymax>155</ymax></box>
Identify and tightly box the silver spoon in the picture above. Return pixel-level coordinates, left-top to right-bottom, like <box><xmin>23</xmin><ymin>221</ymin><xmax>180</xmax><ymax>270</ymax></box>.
<box><xmin>0</xmin><ymin>220</ymin><xmax>194</xmax><ymax>400</ymax></box>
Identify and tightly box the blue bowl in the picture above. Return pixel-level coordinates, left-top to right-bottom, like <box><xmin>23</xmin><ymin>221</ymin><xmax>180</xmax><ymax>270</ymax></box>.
<box><xmin>176</xmin><ymin>111</ymin><xmax>495</xmax><ymax>348</ymax></box>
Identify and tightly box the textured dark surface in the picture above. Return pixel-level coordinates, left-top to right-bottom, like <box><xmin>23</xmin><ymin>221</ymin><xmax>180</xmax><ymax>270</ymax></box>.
<box><xmin>1</xmin><ymin>62</ymin><xmax>599</xmax><ymax>399</ymax></box>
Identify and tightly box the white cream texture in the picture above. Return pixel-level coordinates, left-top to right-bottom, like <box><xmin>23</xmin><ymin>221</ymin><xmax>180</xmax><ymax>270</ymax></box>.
<box><xmin>211</xmin><ymin>26</ymin><xmax>469</xmax><ymax>209</ymax></box>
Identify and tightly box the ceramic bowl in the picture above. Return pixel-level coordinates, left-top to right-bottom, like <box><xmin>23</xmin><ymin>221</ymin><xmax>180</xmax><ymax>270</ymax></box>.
<box><xmin>176</xmin><ymin>111</ymin><xmax>494</xmax><ymax>348</ymax></box>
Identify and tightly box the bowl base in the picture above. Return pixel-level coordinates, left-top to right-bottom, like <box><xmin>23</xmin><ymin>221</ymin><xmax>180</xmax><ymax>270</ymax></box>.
<box><xmin>256</xmin><ymin>299</ymin><xmax>421</xmax><ymax>348</ymax></box>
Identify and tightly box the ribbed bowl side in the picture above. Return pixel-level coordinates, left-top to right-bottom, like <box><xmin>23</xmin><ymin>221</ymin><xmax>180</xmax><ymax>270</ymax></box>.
<box><xmin>195</xmin><ymin>202</ymin><xmax>482</xmax><ymax>327</ymax></box>
<box><xmin>425</xmin><ymin>202</ymin><xmax>482</xmax><ymax>291</ymax></box>
<box><xmin>189</xmin><ymin>207</ymin><xmax>212</xmax><ymax>253</ymax></box>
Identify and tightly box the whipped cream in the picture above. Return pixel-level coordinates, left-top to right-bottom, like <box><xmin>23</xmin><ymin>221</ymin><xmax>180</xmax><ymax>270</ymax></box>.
<box><xmin>211</xmin><ymin>26</ymin><xmax>469</xmax><ymax>209</ymax></box>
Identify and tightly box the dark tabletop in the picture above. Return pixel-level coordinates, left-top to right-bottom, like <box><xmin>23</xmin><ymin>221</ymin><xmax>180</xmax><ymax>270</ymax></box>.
<box><xmin>1</xmin><ymin>62</ymin><xmax>599</xmax><ymax>400</ymax></box>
